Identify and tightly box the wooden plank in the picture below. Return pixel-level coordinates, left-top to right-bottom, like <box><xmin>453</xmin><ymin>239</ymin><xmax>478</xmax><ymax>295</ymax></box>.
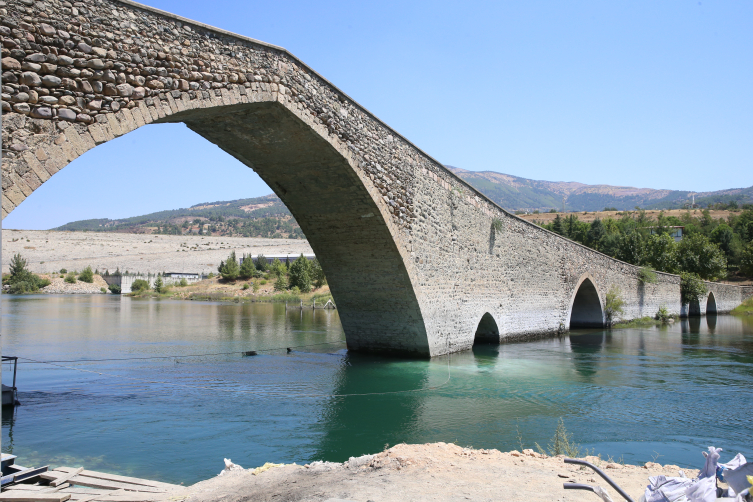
<box><xmin>43</xmin><ymin>484</ymin><xmax>71</xmax><ymax>493</ymax></box>
<box><xmin>0</xmin><ymin>494</ymin><xmax>71</xmax><ymax>502</ymax></box>
<box><xmin>68</xmin><ymin>494</ymin><xmax>162</xmax><ymax>502</ymax></box>
<box><xmin>63</xmin><ymin>477</ymin><xmax>163</xmax><ymax>493</ymax></box>
<box><xmin>56</xmin><ymin>490</ymin><xmax>111</xmax><ymax>496</ymax></box>
<box><xmin>50</xmin><ymin>468</ymin><xmax>84</xmax><ymax>487</ymax></box>
<box><xmin>54</xmin><ymin>469</ymin><xmax>178</xmax><ymax>490</ymax></box>
<box><xmin>14</xmin><ymin>467</ymin><xmax>49</xmax><ymax>483</ymax></box>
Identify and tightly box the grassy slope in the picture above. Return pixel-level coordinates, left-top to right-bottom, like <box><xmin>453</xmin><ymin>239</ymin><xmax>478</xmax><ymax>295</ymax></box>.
<box><xmin>731</xmin><ymin>297</ymin><xmax>753</xmax><ymax>315</ymax></box>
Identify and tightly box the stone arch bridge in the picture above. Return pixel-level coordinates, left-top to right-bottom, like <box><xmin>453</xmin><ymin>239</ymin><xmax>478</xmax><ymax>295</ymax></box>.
<box><xmin>2</xmin><ymin>0</ymin><xmax>751</xmax><ymax>356</ymax></box>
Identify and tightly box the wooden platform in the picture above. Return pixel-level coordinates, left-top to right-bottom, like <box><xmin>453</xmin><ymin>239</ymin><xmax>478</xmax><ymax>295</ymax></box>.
<box><xmin>0</xmin><ymin>466</ymin><xmax>184</xmax><ymax>502</ymax></box>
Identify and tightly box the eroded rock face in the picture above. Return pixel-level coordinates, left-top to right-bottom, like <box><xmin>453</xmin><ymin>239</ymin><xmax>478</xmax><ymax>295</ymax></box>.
<box><xmin>4</xmin><ymin>0</ymin><xmax>744</xmax><ymax>356</ymax></box>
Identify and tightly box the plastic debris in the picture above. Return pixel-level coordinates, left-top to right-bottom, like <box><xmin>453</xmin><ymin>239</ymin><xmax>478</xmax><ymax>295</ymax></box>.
<box><xmin>218</xmin><ymin>458</ymin><xmax>244</xmax><ymax>476</ymax></box>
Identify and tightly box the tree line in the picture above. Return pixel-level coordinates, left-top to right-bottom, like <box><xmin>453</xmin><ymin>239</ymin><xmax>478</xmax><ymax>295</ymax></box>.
<box><xmin>537</xmin><ymin>208</ymin><xmax>753</xmax><ymax>282</ymax></box>
<box><xmin>217</xmin><ymin>252</ymin><xmax>326</xmax><ymax>293</ymax></box>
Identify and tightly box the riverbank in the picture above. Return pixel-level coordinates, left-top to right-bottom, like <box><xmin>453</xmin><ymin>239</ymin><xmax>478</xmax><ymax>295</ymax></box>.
<box><xmin>128</xmin><ymin>276</ymin><xmax>334</xmax><ymax>305</ymax></box>
<box><xmin>181</xmin><ymin>443</ymin><xmax>697</xmax><ymax>502</ymax></box>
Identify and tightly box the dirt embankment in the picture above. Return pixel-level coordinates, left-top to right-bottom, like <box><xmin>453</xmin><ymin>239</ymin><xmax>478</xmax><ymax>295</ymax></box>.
<box><xmin>181</xmin><ymin>443</ymin><xmax>696</xmax><ymax>502</ymax></box>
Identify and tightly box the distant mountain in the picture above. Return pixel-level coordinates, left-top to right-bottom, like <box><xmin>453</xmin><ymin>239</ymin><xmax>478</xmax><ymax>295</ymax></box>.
<box><xmin>446</xmin><ymin>166</ymin><xmax>753</xmax><ymax>212</ymax></box>
<box><xmin>54</xmin><ymin>194</ymin><xmax>305</xmax><ymax>239</ymax></box>
<box><xmin>55</xmin><ymin>169</ymin><xmax>752</xmax><ymax>235</ymax></box>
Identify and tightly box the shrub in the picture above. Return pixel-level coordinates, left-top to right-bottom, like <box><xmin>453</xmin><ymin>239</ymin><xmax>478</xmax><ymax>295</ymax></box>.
<box><xmin>242</xmin><ymin>283</ymin><xmax>250</xmax><ymax>290</ymax></box>
<box><xmin>535</xmin><ymin>418</ymin><xmax>581</xmax><ymax>457</ymax></box>
<box><xmin>100</xmin><ymin>287</ymin><xmax>107</xmax><ymax>293</ymax></box>
<box><xmin>274</xmin><ymin>275</ymin><xmax>287</xmax><ymax>291</ymax></box>
<box><xmin>638</xmin><ymin>266</ymin><xmax>658</xmax><ymax>284</ymax></box>
<box><xmin>78</xmin><ymin>266</ymin><xmax>94</xmax><ymax>283</ymax></box>
<box><xmin>259</xmin><ymin>279</ymin><xmax>268</xmax><ymax>285</ymax></box>
<box><xmin>108</xmin><ymin>283</ymin><xmax>121</xmax><ymax>294</ymax></box>
<box><xmin>680</xmin><ymin>272</ymin><xmax>707</xmax><ymax>306</ymax></box>
<box><xmin>208</xmin><ymin>272</ymin><xmax>215</xmax><ymax>279</ymax></box>
<box><xmin>9</xmin><ymin>281</ymin><xmax>33</xmax><ymax>294</ymax></box>
<box><xmin>288</xmin><ymin>254</ymin><xmax>312</xmax><ymax>293</ymax></box>
<box><xmin>291</xmin><ymin>286</ymin><xmax>301</xmax><ymax>294</ymax></box>
<box><xmin>604</xmin><ymin>285</ymin><xmax>625</xmax><ymax>325</ymax></box>
<box><xmin>131</xmin><ymin>278</ymin><xmax>150</xmax><ymax>292</ymax></box>
<box><xmin>655</xmin><ymin>306</ymin><xmax>672</xmax><ymax>323</ymax></box>
<box><xmin>252</xmin><ymin>281</ymin><xmax>260</xmax><ymax>293</ymax></box>
<box><xmin>64</xmin><ymin>272</ymin><xmax>77</xmax><ymax>284</ymax></box>
<box><xmin>59</xmin><ymin>268</ymin><xmax>67</xmax><ymax>274</ymax></box>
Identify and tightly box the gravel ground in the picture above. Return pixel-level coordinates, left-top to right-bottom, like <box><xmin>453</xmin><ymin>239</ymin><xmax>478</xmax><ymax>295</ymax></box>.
<box><xmin>2</xmin><ymin>230</ymin><xmax>313</xmax><ymax>276</ymax></box>
<box><xmin>177</xmin><ymin>443</ymin><xmax>700</xmax><ymax>502</ymax></box>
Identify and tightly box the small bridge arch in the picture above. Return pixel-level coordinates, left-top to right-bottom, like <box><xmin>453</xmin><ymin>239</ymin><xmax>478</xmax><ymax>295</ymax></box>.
<box><xmin>706</xmin><ymin>292</ymin><xmax>717</xmax><ymax>315</ymax></box>
<box><xmin>473</xmin><ymin>312</ymin><xmax>501</xmax><ymax>345</ymax></box>
<box><xmin>567</xmin><ymin>274</ymin><xmax>605</xmax><ymax>329</ymax></box>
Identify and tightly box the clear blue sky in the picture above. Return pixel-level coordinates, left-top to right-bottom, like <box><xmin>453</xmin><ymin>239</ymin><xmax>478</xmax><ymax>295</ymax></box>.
<box><xmin>5</xmin><ymin>0</ymin><xmax>752</xmax><ymax>229</ymax></box>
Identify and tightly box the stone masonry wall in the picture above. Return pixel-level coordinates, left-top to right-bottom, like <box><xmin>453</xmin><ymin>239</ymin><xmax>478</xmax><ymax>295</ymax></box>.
<box><xmin>2</xmin><ymin>0</ymin><xmax>747</xmax><ymax>356</ymax></box>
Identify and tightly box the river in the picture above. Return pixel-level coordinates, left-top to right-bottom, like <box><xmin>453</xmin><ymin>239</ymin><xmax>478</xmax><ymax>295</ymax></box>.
<box><xmin>2</xmin><ymin>295</ymin><xmax>752</xmax><ymax>485</ymax></box>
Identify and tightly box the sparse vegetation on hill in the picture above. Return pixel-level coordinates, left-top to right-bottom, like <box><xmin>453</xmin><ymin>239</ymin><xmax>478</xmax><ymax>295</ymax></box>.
<box><xmin>446</xmin><ymin>166</ymin><xmax>753</xmax><ymax>212</ymax></box>
<box><xmin>54</xmin><ymin>195</ymin><xmax>306</xmax><ymax>239</ymax></box>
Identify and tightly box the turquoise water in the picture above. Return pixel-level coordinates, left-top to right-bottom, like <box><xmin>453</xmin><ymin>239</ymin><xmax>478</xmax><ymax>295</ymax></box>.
<box><xmin>2</xmin><ymin>295</ymin><xmax>752</xmax><ymax>484</ymax></box>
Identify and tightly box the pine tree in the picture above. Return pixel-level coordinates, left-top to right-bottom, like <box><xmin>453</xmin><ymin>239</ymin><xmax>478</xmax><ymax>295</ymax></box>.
<box><xmin>239</xmin><ymin>254</ymin><xmax>258</xmax><ymax>279</ymax></box>
<box><xmin>587</xmin><ymin>218</ymin><xmax>606</xmax><ymax>248</ymax></box>
<box><xmin>154</xmin><ymin>276</ymin><xmax>164</xmax><ymax>293</ymax></box>
<box><xmin>9</xmin><ymin>253</ymin><xmax>30</xmax><ymax>282</ymax></box>
<box><xmin>552</xmin><ymin>215</ymin><xmax>566</xmax><ymax>236</ymax></box>
<box><xmin>255</xmin><ymin>254</ymin><xmax>268</xmax><ymax>271</ymax></box>
<box><xmin>288</xmin><ymin>254</ymin><xmax>312</xmax><ymax>292</ymax></box>
<box><xmin>218</xmin><ymin>251</ymin><xmax>240</xmax><ymax>280</ymax></box>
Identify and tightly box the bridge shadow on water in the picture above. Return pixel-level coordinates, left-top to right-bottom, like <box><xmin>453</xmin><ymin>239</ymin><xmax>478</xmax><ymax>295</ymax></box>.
<box><xmin>567</xmin><ymin>331</ymin><xmax>608</xmax><ymax>380</ymax></box>
<box><xmin>309</xmin><ymin>352</ymin><xmax>434</xmax><ymax>462</ymax></box>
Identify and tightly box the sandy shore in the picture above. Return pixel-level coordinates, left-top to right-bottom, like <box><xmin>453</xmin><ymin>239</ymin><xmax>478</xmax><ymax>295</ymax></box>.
<box><xmin>180</xmin><ymin>443</ymin><xmax>699</xmax><ymax>502</ymax></box>
<box><xmin>2</xmin><ymin>230</ymin><xmax>313</xmax><ymax>276</ymax></box>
